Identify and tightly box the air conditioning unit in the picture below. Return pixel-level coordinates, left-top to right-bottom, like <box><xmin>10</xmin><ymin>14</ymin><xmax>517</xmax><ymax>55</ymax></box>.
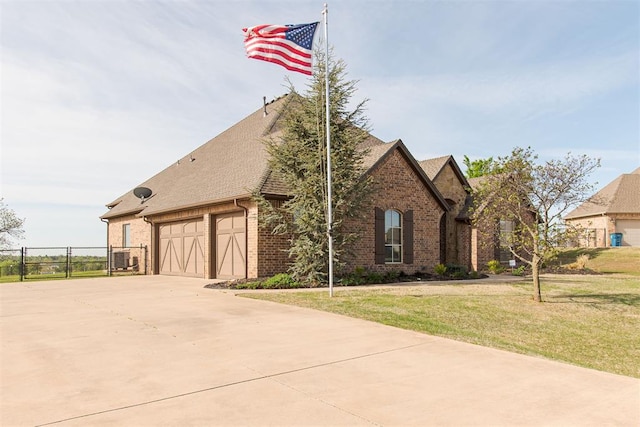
<box><xmin>112</xmin><ymin>251</ymin><xmax>130</xmax><ymax>270</ymax></box>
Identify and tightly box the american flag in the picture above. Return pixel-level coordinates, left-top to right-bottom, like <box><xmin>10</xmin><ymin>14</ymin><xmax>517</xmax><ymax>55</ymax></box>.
<box><xmin>243</xmin><ymin>22</ymin><xmax>319</xmax><ymax>75</ymax></box>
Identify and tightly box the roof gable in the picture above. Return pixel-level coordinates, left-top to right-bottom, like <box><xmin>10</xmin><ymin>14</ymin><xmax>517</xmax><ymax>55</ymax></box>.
<box><xmin>418</xmin><ymin>155</ymin><xmax>471</xmax><ymax>191</ymax></box>
<box><xmin>365</xmin><ymin>140</ymin><xmax>450</xmax><ymax>212</ymax></box>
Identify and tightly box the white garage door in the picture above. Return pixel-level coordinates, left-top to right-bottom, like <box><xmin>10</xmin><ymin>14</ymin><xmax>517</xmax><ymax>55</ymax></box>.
<box><xmin>159</xmin><ymin>219</ymin><xmax>205</xmax><ymax>277</ymax></box>
<box><xmin>617</xmin><ymin>220</ymin><xmax>640</xmax><ymax>247</ymax></box>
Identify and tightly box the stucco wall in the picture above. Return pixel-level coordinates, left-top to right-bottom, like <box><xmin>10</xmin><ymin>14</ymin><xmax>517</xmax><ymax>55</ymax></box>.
<box><xmin>566</xmin><ymin>213</ymin><xmax>640</xmax><ymax>247</ymax></box>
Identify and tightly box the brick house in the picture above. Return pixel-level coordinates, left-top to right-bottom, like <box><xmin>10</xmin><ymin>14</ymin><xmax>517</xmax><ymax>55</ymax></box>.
<box><xmin>101</xmin><ymin>94</ymin><xmax>462</xmax><ymax>280</ymax></box>
<box><xmin>564</xmin><ymin>167</ymin><xmax>640</xmax><ymax>247</ymax></box>
<box><xmin>418</xmin><ymin>156</ymin><xmax>473</xmax><ymax>270</ymax></box>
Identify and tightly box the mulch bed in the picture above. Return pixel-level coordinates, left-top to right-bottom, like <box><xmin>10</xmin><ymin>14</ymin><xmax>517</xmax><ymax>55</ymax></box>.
<box><xmin>204</xmin><ymin>272</ymin><xmax>491</xmax><ymax>290</ymax></box>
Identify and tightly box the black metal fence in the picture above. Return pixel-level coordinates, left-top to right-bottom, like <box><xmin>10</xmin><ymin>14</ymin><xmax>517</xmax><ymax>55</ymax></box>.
<box><xmin>0</xmin><ymin>245</ymin><xmax>148</xmax><ymax>282</ymax></box>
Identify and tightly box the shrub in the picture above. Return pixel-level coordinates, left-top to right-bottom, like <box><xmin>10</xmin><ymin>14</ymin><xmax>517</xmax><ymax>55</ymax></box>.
<box><xmin>487</xmin><ymin>260</ymin><xmax>505</xmax><ymax>274</ymax></box>
<box><xmin>366</xmin><ymin>271</ymin><xmax>385</xmax><ymax>284</ymax></box>
<box><xmin>512</xmin><ymin>265</ymin><xmax>526</xmax><ymax>276</ymax></box>
<box><xmin>234</xmin><ymin>280</ymin><xmax>262</xmax><ymax>289</ymax></box>
<box><xmin>385</xmin><ymin>270</ymin><xmax>400</xmax><ymax>282</ymax></box>
<box><xmin>341</xmin><ymin>274</ymin><xmax>366</xmax><ymax>286</ymax></box>
<box><xmin>262</xmin><ymin>273</ymin><xmax>300</xmax><ymax>289</ymax></box>
<box><xmin>576</xmin><ymin>254</ymin><xmax>590</xmax><ymax>270</ymax></box>
<box><xmin>446</xmin><ymin>264</ymin><xmax>467</xmax><ymax>275</ymax></box>
<box><xmin>452</xmin><ymin>270</ymin><xmax>467</xmax><ymax>279</ymax></box>
<box><xmin>353</xmin><ymin>266</ymin><xmax>367</xmax><ymax>276</ymax></box>
<box><xmin>434</xmin><ymin>263</ymin><xmax>447</xmax><ymax>276</ymax></box>
<box><xmin>341</xmin><ymin>267</ymin><xmax>391</xmax><ymax>286</ymax></box>
<box><xmin>468</xmin><ymin>270</ymin><xmax>480</xmax><ymax>279</ymax></box>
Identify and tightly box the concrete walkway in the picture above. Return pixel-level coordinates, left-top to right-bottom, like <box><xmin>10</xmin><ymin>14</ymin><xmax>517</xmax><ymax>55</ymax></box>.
<box><xmin>1</xmin><ymin>276</ymin><xmax>638</xmax><ymax>426</ymax></box>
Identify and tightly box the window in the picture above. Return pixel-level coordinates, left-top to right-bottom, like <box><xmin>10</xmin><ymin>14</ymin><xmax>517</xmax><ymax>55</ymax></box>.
<box><xmin>123</xmin><ymin>224</ymin><xmax>131</xmax><ymax>248</ymax></box>
<box><xmin>385</xmin><ymin>210</ymin><xmax>402</xmax><ymax>263</ymax></box>
<box><xmin>375</xmin><ymin>208</ymin><xmax>413</xmax><ymax>265</ymax></box>
<box><xmin>499</xmin><ymin>219</ymin><xmax>514</xmax><ymax>263</ymax></box>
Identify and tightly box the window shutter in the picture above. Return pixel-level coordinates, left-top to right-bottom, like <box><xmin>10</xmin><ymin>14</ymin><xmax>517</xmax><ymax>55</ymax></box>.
<box><xmin>403</xmin><ymin>209</ymin><xmax>414</xmax><ymax>264</ymax></box>
<box><xmin>375</xmin><ymin>207</ymin><xmax>385</xmax><ymax>264</ymax></box>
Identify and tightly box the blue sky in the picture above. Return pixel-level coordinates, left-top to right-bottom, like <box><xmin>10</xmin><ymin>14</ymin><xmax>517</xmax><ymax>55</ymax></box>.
<box><xmin>1</xmin><ymin>0</ymin><xmax>638</xmax><ymax>248</ymax></box>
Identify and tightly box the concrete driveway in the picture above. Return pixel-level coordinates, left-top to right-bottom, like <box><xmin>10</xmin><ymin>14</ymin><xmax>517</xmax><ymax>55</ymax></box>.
<box><xmin>1</xmin><ymin>276</ymin><xmax>638</xmax><ymax>426</ymax></box>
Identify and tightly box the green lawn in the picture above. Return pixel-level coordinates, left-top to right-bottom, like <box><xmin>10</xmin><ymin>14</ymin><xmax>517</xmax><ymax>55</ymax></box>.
<box><xmin>0</xmin><ymin>270</ymin><xmax>120</xmax><ymax>283</ymax></box>
<box><xmin>243</xmin><ymin>274</ymin><xmax>640</xmax><ymax>378</ymax></box>
<box><xmin>556</xmin><ymin>247</ymin><xmax>640</xmax><ymax>275</ymax></box>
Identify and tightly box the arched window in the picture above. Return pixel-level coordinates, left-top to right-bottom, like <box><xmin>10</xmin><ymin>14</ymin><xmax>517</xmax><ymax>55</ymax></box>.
<box><xmin>375</xmin><ymin>208</ymin><xmax>413</xmax><ymax>265</ymax></box>
<box><xmin>385</xmin><ymin>210</ymin><xmax>402</xmax><ymax>263</ymax></box>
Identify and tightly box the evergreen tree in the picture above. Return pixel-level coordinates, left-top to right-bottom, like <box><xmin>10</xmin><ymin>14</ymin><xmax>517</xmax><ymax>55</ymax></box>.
<box><xmin>255</xmin><ymin>51</ymin><xmax>373</xmax><ymax>285</ymax></box>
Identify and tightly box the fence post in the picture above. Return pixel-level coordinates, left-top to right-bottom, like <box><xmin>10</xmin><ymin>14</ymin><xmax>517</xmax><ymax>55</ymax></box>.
<box><xmin>108</xmin><ymin>245</ymin><xmax>112</xmax><ymax>276</ymax></box>
<box><xmin>66</xmin><ymin>247</ymin><xmax>71</xmax><ymax>278</ymax></box>
<box><xmin>144</xmin><ymin>244</ymin><xmax>148</xmax><ymax>275</ymax></box>
<box><xmin>20</xmin><ymin>247</ymin><xmax>25</xmax><ymax>282</ymax></box>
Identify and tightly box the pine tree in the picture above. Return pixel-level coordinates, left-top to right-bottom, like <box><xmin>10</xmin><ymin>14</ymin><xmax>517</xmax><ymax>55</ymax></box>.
<box><xmin>255</xmin><ymin>51</ymin><xmax>373</xmax><ymax>285</ymax></box>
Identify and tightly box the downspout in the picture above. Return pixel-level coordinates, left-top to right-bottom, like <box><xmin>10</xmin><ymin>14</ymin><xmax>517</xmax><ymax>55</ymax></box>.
<box><xmin>234</xmin><ymin>199</ymin><xmax>249</xmax><ymax>279</ymax></box>
<box><xmin>143</xmin><ymin>216</ymin><xmax>153</xmax><ymax>275</ymax></box>
<box><xmin>101</xmin><ymin>218</ymin><xmax>110</xmax><ymax>275</ymax></box>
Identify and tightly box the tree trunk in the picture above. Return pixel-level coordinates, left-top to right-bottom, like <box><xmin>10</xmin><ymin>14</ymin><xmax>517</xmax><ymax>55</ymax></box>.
<box><xmin>532</xmin><ymin>254</ymin><xmax>542</xmax><ymax>302</ymax></box>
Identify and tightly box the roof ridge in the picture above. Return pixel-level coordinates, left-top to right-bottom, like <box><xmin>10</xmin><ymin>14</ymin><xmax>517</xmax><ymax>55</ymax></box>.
<box><xmin>261</xmin><ymin>93</ymin><xmax>292</xmax><ymax>136</ymax></box>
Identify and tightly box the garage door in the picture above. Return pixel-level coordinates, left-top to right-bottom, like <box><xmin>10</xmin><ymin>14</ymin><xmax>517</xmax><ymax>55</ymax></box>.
<box><xmin>216</xmin><ymin>212</ymin><xmax>246</xmax><ymax>280</ymax></box>
<box><xmin>159</xmin><ymin>219</ymin><xmax>205</xmax><ymax>277</ymax></box>
<box><xmin>617</xmin><ymin>220</ymin><xmax>640</xmax><ymax>247</ymax></box>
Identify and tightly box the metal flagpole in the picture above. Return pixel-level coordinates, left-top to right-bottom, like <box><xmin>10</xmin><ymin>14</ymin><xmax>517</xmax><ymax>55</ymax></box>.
<box><xmin>322</xmin><ymin>3</ymin><xmax>334</xmax><ymax>297</ymax></box>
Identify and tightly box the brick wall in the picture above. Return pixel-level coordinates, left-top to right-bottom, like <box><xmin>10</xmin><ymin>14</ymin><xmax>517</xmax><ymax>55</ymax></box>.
<box><xmin>431</xmin><ymin>164</ymin><xmax>472</xmax><ymax>268</ymax></box>
<box><xmin>342</xmin><ymin>148</ymin><xmax>446</xmax><ymax>275</ymax></box>
<box><xmin>106</xmin><ymin>215</ymin><xmax>152</xmax><ymax>271</ymax></box>
<box><xmin>471</xmin><ymin>225</ymin><xmax>497</xmax><ymax>272</ymax></box>
<box><xmin>255</xmin><ymin>199</ymin><xmax>292</xmax><ymax>278</ymax></box>
<box><xmin>471</xmin><ymin>207</ymin><xmax>538</xmax><ymax>271</ymax></box>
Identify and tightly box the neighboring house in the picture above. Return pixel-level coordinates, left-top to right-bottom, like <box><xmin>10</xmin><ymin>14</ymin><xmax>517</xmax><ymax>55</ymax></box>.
<box><xmin>418</xmin><ymin>156</ymin><xmax>473</xmax><ymax>269</ymax></box>
<box><xmin>101</xmin><ymin>94</ymin><xmax>451</xmax><ymax>280</ymax></box>
<box><xmin>565</xmin><ymin>167</ymin><xmax>640</xmax><ymax>247</ymax></box>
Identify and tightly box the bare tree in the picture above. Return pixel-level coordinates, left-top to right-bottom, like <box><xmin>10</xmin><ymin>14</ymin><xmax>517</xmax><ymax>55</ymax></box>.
<box><xmin>0</xmin><ymin>199</ymin><xmax>25</xmax><ymax>248</ymax></box>
<box><xmin>471</xmin><ymin>147</ymin><xmax>600</xmax><ymax>302</ymax></box>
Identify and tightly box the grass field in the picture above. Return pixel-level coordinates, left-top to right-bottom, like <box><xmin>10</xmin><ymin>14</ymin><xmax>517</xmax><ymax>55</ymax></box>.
<box><xmin>244</xmin><ymin>248</ymin><xmax>640</xmax><ymax>378</ymax></box>
<box><xmin>554</xmin><ymin>247</ymin><xmax>640</xmax><ymax>276</ymax></box>
<box><xmin>0</xmin><ymin>270</ymin><xmax>137</xmax><ymax>283</ymax></box>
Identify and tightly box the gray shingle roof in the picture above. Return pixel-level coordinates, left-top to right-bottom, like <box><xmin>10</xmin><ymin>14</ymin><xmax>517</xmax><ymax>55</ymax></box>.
<box><xmin>102</xmin><ymin>95</ymin><xmax>291</xmax><ymax>219</ymax></box>
<box><xmin>101</xmin><ymin>94</ymin><xmax>404</xmax><ymax>220</ymax></box>
<box><xmin>418</xmin><ymin>156</ymin><xmax>451</xmax><ymax>180</ymax></box>
<box><xmin>565</xmin><ymin>167</ymin><xmax>640</xmax><ymax>219</ymax></box>
<box><xmin>418</xmin><ymin>155</ymin><xmax>471</xmax><ymax>189</ymax></box>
